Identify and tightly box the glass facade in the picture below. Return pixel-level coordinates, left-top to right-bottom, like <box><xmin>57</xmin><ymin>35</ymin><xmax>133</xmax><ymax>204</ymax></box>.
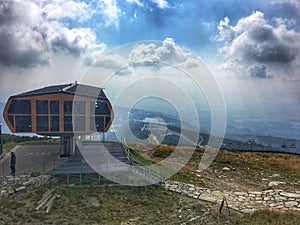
<box><xmin>64</xmin><ymin>116</ymin><xmax>73</xmax><ymax>131</ymax></box>
<box><xmin>74</xmin><ymin>116</ymin><xmax>86</xmax><ymax>131</ymax></box>
<box><xmin>36</xmin><ymin>116</ymin><xmax>49</xmax><ymax>132</ymax></box>
<box><xmin>74</xmin><ymin>101</ymin><xmax>86</xmax><ymax>114</ymax></box>
<box><xmin>64</xmin><ymin>101</ymin><xmax>73</xmax><ymax>114</ymax></box>
<box><xmin>8</xmin><ymin>100</ymin><xmax>31</xmax><ymax>114</ymax></box>
<box><xmin>50</xmin><ymin>101</ymin><xmax>59</xmax><ymax>114</ymax></box>
<box><xmin>50</xmin><ymin>116</ymin><xmax>59</xmax><ymax>132</ymax></box>
<box><xmin>36</xmin><ymin>100</ymin><xmax>48</xmax><ymax>114</ymax></box>
<box><xmin>90</xmin><ymin>101</ymin><xmax>110</xmax><ymax>115</ymax></box>
<box><xmin>15</xmin><ymin>116</ymin><xmax>32</xmax><ymax>132</ymax></box>
<box><xmin>105</xmin><ymin>116</ymin><xmax>111</xmax><ymax>127</ymax></box>
<box><xmin>8</xmin><ymin>115</ymin><xmax>14</xmax><ymax>127</ymax></box>
<box><xmin>90</xmin><ymin>116</ymin><xmax>105</xmax><ymax>132</ymax></box>
<box><xmin>6</xmin><ymin>97</ymin><xmax>112</xmax><ymax>133</ymax></box>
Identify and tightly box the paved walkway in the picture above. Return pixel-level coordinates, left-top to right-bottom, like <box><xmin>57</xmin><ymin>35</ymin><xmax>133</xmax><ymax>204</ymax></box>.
<box><xmin>0</xmin><ymin>145</ymin><xmax>61</xmax><ymax>176</ymax></box>
<box><xmin>164</xmin><ymin>181</ymin><xmax>300</xmax><ymax>213</ymax></box>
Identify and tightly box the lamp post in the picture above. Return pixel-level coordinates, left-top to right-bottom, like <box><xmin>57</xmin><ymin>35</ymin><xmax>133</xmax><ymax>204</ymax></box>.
<box><xmin>0</xmin><ymin>122</ymin><xmax>3</xmax><ymax>156</ymax></box>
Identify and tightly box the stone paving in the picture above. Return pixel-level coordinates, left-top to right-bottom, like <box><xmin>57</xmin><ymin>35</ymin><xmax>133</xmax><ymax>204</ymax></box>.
<box><xmin>164</xmin><ymin>181</ymin><xmax>300</xmax><ymax>213</ymax></box>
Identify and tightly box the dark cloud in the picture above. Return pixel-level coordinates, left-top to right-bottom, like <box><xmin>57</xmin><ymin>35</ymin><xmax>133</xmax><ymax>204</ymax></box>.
<box><xmin>248</xmin><ymin>64</ymin><xmax>272</xmax><ymax>79</ymax></box>
<box><xmin>217</xmin><ymin>11</ymin><xmax>300</xmax><ymax>80</ymax></box>
<box><xmin>244</xmin><ymin>25</ymin><xmax>297</xmax><ymax>63</ymax></box>
<box><xmin>218</xmin><ymin>11</ymin><xmax>300</xmax><ymax>64</ymax></box>
<box><xmin>51</xmin><ymin>36</ymin><xmax>83</xmax><ymax>56</ymax></box>
<box><xmin>0</xmin><ymin>1</ymin><xmax>104</xmax><ymax>68</ymax></box>
<box><xmin>0</xmin><ymin>1</ymin><xmax>16</xmax><ymax>25</ymax></box>
<box><xmin>0</xmin><ymin>1</ymin><xmax>49</xmax><ymax>67</ymax></box>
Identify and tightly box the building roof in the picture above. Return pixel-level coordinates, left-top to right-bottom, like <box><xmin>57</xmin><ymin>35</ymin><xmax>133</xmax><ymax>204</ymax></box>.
<box><xmin>11</xmin><ymin>82</ymin><xmax>107</xmax><ymax>99</ymax></box>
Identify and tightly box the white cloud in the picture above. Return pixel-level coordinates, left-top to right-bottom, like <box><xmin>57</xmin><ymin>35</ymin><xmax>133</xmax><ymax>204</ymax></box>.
<box><xmin>216</xmin><ymin>17</ymin><xmax>235</xmax><ymax>43</ymax></box>
<box><xmin>89</xmin><ymin>38</ymin><xmax>199</xmax><ymax>74</ymax></box>
<box><xmin>42</xmin><ymin>0</ymin><xmax>93</xmax><ymax>23</ymax></box>
<box><xmin>126</xmin><ymin>0</ymin><xmax>144</xmax><ymax>7</ymax></box>
<box><xmin>98</xmin><ymin>0</ymin><xmax>122</xmax><ymax>27</ymax></box>
<box><xmin>152</xmin><ymin>0</ymin><xmax>169</xmax><ymax>9</ymax></box>
<box><xmin>217</xmin><ymin>11</ymin><xmax>300</xmax><ymax>79</ymax></box>
<box><xmin>271</xmin><ymin>0</ymin><xmax>300</xmax><ymax>10</ymax></box>
<box><xmin>129</xmin><ymin>38</ymin><xmax>198</xmax><ymax>68</ymax></box>
<box><xmin>93</xmin><ymin>54</ymin><xmax>127</xmax><ymax>69</ymax></box>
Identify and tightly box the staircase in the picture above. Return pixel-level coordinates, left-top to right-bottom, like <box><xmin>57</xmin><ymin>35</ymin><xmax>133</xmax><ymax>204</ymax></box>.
<box><xmin>49</xmin><ymin>142</ymin><xmax>129</xmax><ymax>174</ymax></box>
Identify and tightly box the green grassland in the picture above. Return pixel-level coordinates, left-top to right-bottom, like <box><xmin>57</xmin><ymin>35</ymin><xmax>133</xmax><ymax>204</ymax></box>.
<box><xmin>2</xmin><ymin>183</ymin><xmax>300</xmax><ymax>225</ymax></box>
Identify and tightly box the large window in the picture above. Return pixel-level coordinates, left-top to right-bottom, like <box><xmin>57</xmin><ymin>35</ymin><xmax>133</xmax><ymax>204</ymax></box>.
<box><xmin>50</xmin><ymin>101</ymin><xmax>60</xmax><ymax>132</ymax></box>
<box><xmin>64</xmin><ymin>101</ymin><xmax>73</xmax><ymax>114</ymax></box>
<box><xmin>50</xmin><ymin>101</ymin><xmax>59</xmax><ymax>114</ymax></box>
<box><xmin>105</xmin><ymin>116</ymin><xmax>111</xmax><ymax>127</ymax></box>
<box><xmin>90</xmin><ymin>116</ymin><xmax>104</xmax><ymax>132</ymax></box>
<box><xmin>36</xmin><ymin>116</ymin><xmax>49</xmax><ymax>132</ymax></box>
<box><xmin>73</xmin><ymin>101</ymin><xmax>86</xmax><ymax>114</ymax></box>
<box><xmin>74</xmin><ymin>116</ymin><xmax>86</xmax><ymax>131</ymax></box>
<box><xmin>90</xmin><ymin>101</ymin><xmax>110</xmax><ymax>115</ymax></box>
<box><xmin>36</xmin><ymin>100</ymin><xmax>48</xmax><ymax>114</ymax></box>
<box><xmin>8</xmin><ymin>100</ymin><xmax>31</xmax><ymax>114</ymax></box>
<box><xmin>8</xmin><ymin>115</ymin><xmax>14</xmax><ymax>127</ymax></box>
<box><xmin>90</xmin><ymin>101</ymin><xmax>111</xmax><ymax>132</ymax></box>
<box><xmin>50</xmin><ymin>116</ymin><xmax>59</xmax><ymax>132</ymax></box>
<box><xmin>64</xmin><ymin>116</ymin><xmax>73</xmax><ymax>131</ymax></box>
<box><xmin>8</xmin><ymin>100</ymin><xmax>32</xmax><ymax>131</ymax></box>
<box><xmin>15</xmin><ymin>116</ymin><xmax>32</xmax><ymax>132</ymax></box>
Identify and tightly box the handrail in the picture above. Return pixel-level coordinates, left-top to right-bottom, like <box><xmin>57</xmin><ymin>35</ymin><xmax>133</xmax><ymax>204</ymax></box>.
<box><xmin>120</xmin><ymin>137</ymin><xmax>163</xmax><ymax>184</ymax></box>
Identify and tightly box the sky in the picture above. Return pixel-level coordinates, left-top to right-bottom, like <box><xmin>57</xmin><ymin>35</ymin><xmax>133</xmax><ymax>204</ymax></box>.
<box><xmin>0</xmin><ymin>0</ymin><xmax>300</xmax><ymax>138</ymax></box>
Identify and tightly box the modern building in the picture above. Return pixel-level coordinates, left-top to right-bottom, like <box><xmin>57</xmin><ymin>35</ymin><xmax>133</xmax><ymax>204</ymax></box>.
<box><xmin>3</xmin><ymin>82</ymin><xmax>114</xmax><ymax>155</ymax></box>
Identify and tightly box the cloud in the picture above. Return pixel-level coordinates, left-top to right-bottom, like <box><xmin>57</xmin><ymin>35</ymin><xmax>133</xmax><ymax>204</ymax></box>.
<box><xmin>93</xmin><ymin>54</ymin><xmax>127</xmax><ymax>69</ymax></box>
<box><xmin>152</xmin><ymin>0</ymin><xmax>169</xmax><ymax>9</ymax></box>
<box><xmin>271</xmin><ymin>0</ymin><xmax>300</xmax><ymax>10</ymax></box>
<box><xmin>218</xmin><ymin>11</ymin><xmax>300</xmax><ymax>64</ymax></box>
<box><xmin>42</xmin><ymin>0</ymin><xmax>93</xmax><ymax>22</ymax></box>
<box><xmin>248</xmin><ymin>64</ymin><xmax>272</xmax><ymax>79</ymax></box>
<box><xmin>0</xmin><ymin>0</ymin><xmax>105</xmax><ymax>68</ymax></box>
<box><xmin>216</xmin><ymin>17</ymin><xmax>235</xmax><ymax>43</ymax></box>
<box><xmin>129</xmin><ymin>38</ymin><xmax>198</xmax><ymax>68</ymax></box>
<box><xmin>126</xmin><ymin>0</ymin><xmax>144</xmax><ymax>7</ymax></box>
<box><xmin>217</xmin><ymin>11</ymin><xmax>300</xmax><ymax>79</ymax></box>
<box><xmin>88</xmin><ymin>38</ymin><xmax>199</xmax><ymax>75</ymax></box>
<box><xmin>0</xmin><ymin>1</ymin><xmax>49</xmax><ymax>67</ymax></box>
<box><xmin>98</xmin><ymin>0</ymin><xmax>122</xmax><ymax>28</ymax></box>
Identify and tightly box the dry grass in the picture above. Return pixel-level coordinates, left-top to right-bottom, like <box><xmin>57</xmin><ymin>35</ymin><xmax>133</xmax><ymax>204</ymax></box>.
<box><xmin>141</xmin><ymin>145</ymin><xmax>300</xmax><ymax>191</ymax></box>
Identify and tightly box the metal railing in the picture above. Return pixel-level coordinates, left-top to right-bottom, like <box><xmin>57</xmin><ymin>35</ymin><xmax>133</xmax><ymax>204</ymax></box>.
<box><xmin>121</xmin><ymin>137</ymin><xmax>164</xmax><ymax>185</ymax></box>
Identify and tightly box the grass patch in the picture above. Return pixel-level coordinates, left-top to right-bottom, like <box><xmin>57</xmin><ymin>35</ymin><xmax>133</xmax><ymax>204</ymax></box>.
<box><xmin>3</xmin><ymin>139</ymin><xmax>60</xmax><ymax>153</ymax></box>
<box><xmin>1</xmin><ymin>183</ymin><xmax>300</xmax><ymax>224</ymax></box>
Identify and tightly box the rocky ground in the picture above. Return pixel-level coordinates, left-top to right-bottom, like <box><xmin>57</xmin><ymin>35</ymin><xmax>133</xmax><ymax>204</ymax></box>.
<box><xmin>140</xmin><ymin>145</ymin><xmax>300</xmax><ymax>214</ymax></box>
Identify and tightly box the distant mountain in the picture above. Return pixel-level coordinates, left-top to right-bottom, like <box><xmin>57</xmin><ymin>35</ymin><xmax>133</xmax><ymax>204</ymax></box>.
<box><xmin>108</xmin><ymin>107</ymin><xmax>300</xmax><ymax>154</ymax></box>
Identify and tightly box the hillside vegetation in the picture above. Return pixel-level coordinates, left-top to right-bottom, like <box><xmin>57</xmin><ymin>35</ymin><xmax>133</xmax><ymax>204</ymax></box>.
<box><xmin>1</xmin><ymin>143</ymin><xmax>300</xmax><ymax>224</ymax></box>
